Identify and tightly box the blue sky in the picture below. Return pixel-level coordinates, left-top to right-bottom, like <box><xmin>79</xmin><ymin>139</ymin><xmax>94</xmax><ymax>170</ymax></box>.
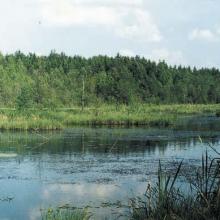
<box><xmin>0</xmin><ymin>0</ymin><xmax>219</xmax><ymax>68</ymax></box>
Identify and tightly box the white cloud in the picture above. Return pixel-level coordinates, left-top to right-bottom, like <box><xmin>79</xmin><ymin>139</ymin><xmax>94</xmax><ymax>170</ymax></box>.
<box><xmin>149</xmin><ymin>48</ymin><xmax>185</xmax><ymax>65</ymax></box>
<box><xmin>188</xmin><ymin>28</ymin><xmax>219</xmax><ymax>42</ymax></box>
<box><xmin>119</xmin><ymin>49</ymin><xmax>135</xmax><ymax>57</ymax></box>
<box><xmin>59</xmin><ymin>0</ymin><xmax>144</xmax><ymax>7</ymax></box>
<box><xmin>29</xmin><ymin>208</ymin><xmax>41</xmax><ymax>220</ymax></box>
<box><xmin>41</xmin><ymin>1</ymin><xmax>118</xmax><ymax>26</ymax></box>
<box><xmin>0</xmin><ymin>0</ymin><xmax>219</xmax><ymax>68</ymax></box>
<box><xmin>41</xmin><ymin>183</ymin><xmax>118</xmax><ymax>200</ymax></box>
<box><xmin>216</xmin><ymin>28</ymin><xmax>220</xmax><ymax>35</ymax></box>
<box><xmin>116</xmin><ymin>9</ymin><xmax>162</xmax><ymax>42</ymax></box>
<box><xmin>0</xmin><ymin>0</ymin><xmax>39</xmax><ymax>53</ymax></box>
<box><xmin>40</xmin><ymin>0</ymin><xmax>162</xmax><ymax>42</ymax></box>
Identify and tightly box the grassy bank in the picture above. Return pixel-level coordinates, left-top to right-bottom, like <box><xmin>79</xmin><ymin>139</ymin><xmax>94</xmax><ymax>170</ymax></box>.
<box><xmin>0</xmin><ymin>104</ymin><xmax>220</xmax><ymax>130</ymax></box>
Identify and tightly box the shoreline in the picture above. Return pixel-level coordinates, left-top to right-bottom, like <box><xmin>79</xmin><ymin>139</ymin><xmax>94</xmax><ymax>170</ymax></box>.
<box><xmin>0</xmin><ymin>104</ymin><xmax>219</xmax><ymax>131</ymax></box>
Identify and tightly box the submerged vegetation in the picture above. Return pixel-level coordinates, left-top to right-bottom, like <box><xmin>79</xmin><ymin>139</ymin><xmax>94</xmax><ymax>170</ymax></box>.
<box><xmin>0</xmin><ymin>104</ymin><xmax>219</xmax><ymax>130</ymax></box>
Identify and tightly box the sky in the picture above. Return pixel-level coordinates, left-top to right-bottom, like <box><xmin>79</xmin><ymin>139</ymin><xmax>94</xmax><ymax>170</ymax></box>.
<box><xmin>0</xmin><ymin>0</ymin><xmax>219</xmax><ymax>68</ymax></box>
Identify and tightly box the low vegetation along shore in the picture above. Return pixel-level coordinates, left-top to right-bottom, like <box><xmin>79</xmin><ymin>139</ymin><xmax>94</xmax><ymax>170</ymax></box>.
<box><xmin>0</xmin><ymin>104</ymin><xmax>220</xmax><ymax>130</ymax></box>
<box><xmin>130</xmin><ymin>151</ymin><xmax>220</xmax><ymax>220</ymax></box>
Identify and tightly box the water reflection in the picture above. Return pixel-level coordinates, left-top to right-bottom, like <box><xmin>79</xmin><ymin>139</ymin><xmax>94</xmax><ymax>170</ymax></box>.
<box><xmin>0</xmin><ymin>116</ymin><xmax>220</xmax><ymax>219</ymax></box>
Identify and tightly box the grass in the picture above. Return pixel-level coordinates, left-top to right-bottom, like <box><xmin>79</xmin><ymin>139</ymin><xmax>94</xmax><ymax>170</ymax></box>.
<box><xmin>0</xmin><ymin>104</ymin><xmax>219</xmax><ymax>130</ymax></box>
<box><xmin>41</xmin><ymin>208</ymin><xmax>90</xmax><ymax>220</ymax></box>
<box><xmin>130</xmin><ymin>149</ymin><xmax>220</xmax><ymax>220</ymax></box>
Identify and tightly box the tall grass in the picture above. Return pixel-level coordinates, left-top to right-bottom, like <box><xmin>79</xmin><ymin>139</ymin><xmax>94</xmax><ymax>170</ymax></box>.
<box><xmin>130</xmin><ymin>149</ymin><xmax>220</xmax><ymax>220</ymax></box>
<box><xmin>0</xmin><ymin>104</ymin><xmax>219</xmax><ymax>130</ymax></box>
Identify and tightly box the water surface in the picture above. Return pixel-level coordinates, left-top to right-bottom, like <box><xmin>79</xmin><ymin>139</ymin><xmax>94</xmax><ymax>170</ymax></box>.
<box><xmin>0</xmin><ymin>116</ymin><xmax>220</xmax><ymax>219</ymax></box>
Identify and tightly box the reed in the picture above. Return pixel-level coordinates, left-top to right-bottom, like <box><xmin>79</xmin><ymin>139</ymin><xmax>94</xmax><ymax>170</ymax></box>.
<box><xmin>0</xmin><ymin>104</ymin><xmax>219</xmax><ymax>130</ymax></box>
<box><xmin>130</xmin><ymin>148</ymin><xmax>220</xmax><ymax>220</ymax></box>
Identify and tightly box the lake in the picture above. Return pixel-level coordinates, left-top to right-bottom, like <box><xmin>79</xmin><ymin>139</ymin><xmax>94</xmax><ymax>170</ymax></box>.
<box><xmin>0</xmin><ymin>115</ymin><xmax>220</xmax><ymax>220</ymax></box>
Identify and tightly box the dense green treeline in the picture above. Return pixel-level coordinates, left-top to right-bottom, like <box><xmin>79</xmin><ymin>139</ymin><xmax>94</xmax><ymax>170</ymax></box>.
<box><xmin>0</xmin><ymin>51</ymin><xmax>220</xmax><ymax>108</ymax></box>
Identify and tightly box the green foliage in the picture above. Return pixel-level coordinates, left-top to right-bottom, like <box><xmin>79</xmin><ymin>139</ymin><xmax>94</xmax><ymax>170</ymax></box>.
<box><xmin>0</xmin><ymin>51</ymin><xmax>220</xmax><ymax>108</ymax></box>
<box><xmin>41</xmin><ymin>208</ymin><xmax>90</xmax><ymax>220</ymax></box>
<box><xmin>16</xmin><ymin>86</ymin><xmax>34</xmax><ymax>110</ymax></box>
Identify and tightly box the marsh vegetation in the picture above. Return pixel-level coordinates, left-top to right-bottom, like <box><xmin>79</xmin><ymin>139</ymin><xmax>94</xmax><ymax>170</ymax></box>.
<box><xmin>130</xmin><ymin>150</ymin><xmax>220</xmax><ymax>220</ymax></box>
<box><xmin>0</xmin><ymin>104</ymin><xmax>220</xmax><ymax>130</ymax></box>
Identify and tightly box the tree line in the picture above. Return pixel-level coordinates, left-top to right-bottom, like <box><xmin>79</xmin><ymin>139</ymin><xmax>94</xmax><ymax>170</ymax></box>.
<box><xmin>0</xmin><ymin>51</ymin><xmax>219</xmax><ymax>108</ymax></box>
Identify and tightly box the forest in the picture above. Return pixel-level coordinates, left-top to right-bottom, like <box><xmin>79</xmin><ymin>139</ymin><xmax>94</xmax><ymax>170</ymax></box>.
<box><xmin>0</xmin><ymin>51</ymin><xmax>220</xmax><ymax>109</ymax></box>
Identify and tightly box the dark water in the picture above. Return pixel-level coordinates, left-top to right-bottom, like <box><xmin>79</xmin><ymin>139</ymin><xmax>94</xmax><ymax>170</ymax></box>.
<box><xmin>0</xmin><ymin>116</ymin><xmax>220</xmax><ymax>220</ymax></box>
